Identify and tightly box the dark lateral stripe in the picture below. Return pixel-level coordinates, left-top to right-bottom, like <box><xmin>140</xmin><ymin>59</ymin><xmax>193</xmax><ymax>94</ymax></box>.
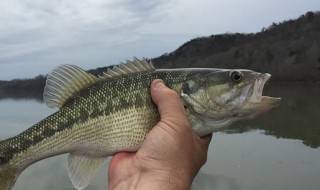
<box><xmin>0</xmin><ymin>70</ymin><xmax>192</xmax><ymax>165</ymax></box>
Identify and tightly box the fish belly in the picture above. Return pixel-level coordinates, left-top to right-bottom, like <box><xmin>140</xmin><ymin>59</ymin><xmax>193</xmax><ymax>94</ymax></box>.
<box><xmin>70</xmin><ymin>105</ymin><xmax>159</xmax><ymax>157</ymax></box>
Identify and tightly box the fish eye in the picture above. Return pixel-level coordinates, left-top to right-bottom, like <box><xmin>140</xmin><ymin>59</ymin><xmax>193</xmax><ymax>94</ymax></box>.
<box><xmin>230</xmin><ymin>71</ymin><xmax>243</xmax><ymax>82</ymax></box>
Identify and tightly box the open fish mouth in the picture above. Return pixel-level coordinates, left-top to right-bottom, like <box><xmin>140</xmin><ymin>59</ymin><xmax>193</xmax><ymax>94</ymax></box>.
<box><xmin>249</xmin><ymin>73</ymin><xmax>281</xmax><ymax>107</ymax></box>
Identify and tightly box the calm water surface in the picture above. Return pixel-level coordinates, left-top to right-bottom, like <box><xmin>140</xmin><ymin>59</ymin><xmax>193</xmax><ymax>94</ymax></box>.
<box><xmin>0</xmin><ymin>83</ymin><xmax>319</xmax><ymax>190</ymax></box>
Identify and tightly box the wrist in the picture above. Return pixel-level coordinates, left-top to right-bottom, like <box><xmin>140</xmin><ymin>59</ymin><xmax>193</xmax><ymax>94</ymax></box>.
<box><xmin>110</xmin><ymin>170</ymin><xmax>192</xmax><ymax>190</ymax></box>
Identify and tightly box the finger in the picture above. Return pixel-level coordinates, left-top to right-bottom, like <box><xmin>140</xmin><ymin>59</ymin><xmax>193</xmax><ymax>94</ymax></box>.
<box><xmin>150</xmin><ymin>79</ymin><xmax>189</xmax><ymax>128</ymax></box>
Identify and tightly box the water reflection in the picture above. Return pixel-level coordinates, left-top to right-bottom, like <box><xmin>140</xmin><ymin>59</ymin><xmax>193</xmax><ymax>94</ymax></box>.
<box><xmin>192</xmin><ymin>172</ymin><xmax>239</xmax><ymax>190</ymax></box>
<box><xmin>203</xmin><ymin>130</ymin><xmax>320</xmax><ymax>190</ymax></box>
<box><xmin>0</xmin><ymin>89</ymin><xmax>43</xmax><ymax>102</ymax></box>
<box><xmin>0</xmin><ymin>83</ymin><xmax>319</xmax><ymax>190</ymax></box>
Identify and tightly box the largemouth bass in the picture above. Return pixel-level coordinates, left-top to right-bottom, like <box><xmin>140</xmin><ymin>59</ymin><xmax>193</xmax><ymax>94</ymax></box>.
<box><xmin>0</xmin><ymin>58</ymin><xmax>281</xmax><ymax>190</ymax></box>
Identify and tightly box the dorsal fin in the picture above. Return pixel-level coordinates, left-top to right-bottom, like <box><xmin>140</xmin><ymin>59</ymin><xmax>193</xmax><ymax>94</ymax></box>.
<box><xmin>44</xmin><ymin>65</ymin><xmax>99</xmax><ymax>109</ymax></box>
<box><xmin>100</xmin><ymin>57</ymin><xmax>155</xmax><ymax>79</ymax></box>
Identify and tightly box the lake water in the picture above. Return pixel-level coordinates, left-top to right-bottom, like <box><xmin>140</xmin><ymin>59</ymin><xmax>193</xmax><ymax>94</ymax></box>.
<box><xmin>0</xmin><ymin>83</ymin><xmax>319</xmax><ymax>190</ymax></box>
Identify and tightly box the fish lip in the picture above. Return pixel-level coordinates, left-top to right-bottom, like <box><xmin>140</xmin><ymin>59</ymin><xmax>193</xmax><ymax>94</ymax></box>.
<box><xmin>260</xmin><ymin>96</ymin><xmax>282</xmax><ymax>106</ymax></box>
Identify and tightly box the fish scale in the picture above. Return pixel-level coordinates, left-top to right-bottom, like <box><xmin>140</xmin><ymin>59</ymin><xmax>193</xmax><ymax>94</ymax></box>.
<box><xmin>0</xmin><ymin>58</ymin><xmax>281</xmax><ymax>190</ymax></box>
<box><xmin>0</xmin><ymin>70</ymin><xmax>189</xmax><ymax>186</ymax></box>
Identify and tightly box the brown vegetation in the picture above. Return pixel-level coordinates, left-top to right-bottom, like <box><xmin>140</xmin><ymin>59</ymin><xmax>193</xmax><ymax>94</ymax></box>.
<box><xmin>153</xmin><ymin>11</ymin><xmax>320</xmax><ymax>82</ymax></box>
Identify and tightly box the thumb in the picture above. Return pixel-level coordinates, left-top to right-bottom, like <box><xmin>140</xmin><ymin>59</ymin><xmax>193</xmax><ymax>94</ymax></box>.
<box><xmin>151</xmin><ymin>79</ymin><xmax>190</xmax><ymax>128</ymax></box>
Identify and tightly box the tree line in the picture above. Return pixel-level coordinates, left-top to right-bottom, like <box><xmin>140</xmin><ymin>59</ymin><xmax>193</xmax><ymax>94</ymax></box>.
<box><xmin>1</xmin><ymin>11</ymin><xmax>319</xmax><ymax>94</ymax></box>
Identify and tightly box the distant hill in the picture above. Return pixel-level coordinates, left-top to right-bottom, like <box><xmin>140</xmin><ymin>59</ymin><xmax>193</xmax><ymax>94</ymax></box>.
<box><xmin>0</xmin><ymin>75</ymin><xmax>46</xmax><ymax>90</ymax></box>
<box><xmin>152</xmin><ymin>11</ymin><xmax>320</xmax><ymax>81</ymax></box>
<box><xmin>0</xmin><ymin>75</ymin><xmax>45</xmax><ymax>101</ymax></box>
<box><xmin>0</xmin><ymin>11</ymin><xmax>319</xmax><ymax>95</ymax></box>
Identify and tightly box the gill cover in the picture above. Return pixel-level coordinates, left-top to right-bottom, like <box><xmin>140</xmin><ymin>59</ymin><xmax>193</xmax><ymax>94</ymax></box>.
<box><xmin>181</xmin><ymin>69</ymin><xmax>249</xmax><ymax>118</ymax></box>
<box><xmin>180</xmin><ymin>70</ymin><xmax>238</xmax><ymax>135</ymax></box>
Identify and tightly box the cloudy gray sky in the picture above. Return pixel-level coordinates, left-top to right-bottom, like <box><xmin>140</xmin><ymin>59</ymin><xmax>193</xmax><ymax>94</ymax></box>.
<box><xmin>0</xmin><ymin>0</ymin><xmax>319</xmax><ymax>80</ymax></box>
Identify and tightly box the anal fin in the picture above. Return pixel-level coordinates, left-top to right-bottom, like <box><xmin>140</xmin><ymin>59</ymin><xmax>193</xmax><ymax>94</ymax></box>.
<box><xmin>67</xmin><ymin>153</ymin><xmax>105</xmax><ymax>190</ymax></box>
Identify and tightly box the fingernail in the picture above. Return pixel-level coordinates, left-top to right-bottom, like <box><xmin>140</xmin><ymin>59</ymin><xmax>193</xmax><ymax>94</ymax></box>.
<box><xmin>155</xmin><ymin>81</ymin><xmax>165</xmax><ymax>89</ymax></box>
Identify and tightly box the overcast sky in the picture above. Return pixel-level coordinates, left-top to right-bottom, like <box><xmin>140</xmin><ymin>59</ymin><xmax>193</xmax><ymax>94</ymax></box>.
<box><xmin>0</xmin><ymin>0</ymin><xmax>319</xmax><ymax>80</ymax></box>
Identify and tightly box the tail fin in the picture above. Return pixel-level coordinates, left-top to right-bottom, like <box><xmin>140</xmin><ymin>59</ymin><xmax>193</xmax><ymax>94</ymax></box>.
<box><xmin>0</xmin><ymin>171</ymin><xmax>19</xmax><ymax>190</ymax></box>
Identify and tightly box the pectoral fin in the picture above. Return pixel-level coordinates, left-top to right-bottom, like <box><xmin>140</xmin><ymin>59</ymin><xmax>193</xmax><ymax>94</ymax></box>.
<box><xmin>67</xmin><ymin>153</ymin><xmax>105</xmax><ymax>190</ymax></box>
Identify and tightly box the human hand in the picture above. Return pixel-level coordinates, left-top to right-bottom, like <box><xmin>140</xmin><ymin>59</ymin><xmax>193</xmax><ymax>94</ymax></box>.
<box><xmin>108</xmin><ymin>79</ymin><xmax>212</xmax><ymax>190</ymax></box>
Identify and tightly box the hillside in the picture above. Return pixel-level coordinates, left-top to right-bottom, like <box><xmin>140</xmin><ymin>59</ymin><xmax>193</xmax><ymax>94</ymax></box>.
<box><xmin>153</xmin><ymin>11</ymin><xmax>320</xmax><ymax>81</ymax></box>
<box><xmin>0</xmin><ymin>11</ymin><xmax>319</xmax><ymax>94</ymax></box>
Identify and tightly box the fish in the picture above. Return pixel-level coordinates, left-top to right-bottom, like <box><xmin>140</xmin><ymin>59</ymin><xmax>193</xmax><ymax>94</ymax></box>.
<box><xmin>0</xmin><ymin>58</ymin><xmax>281</xmax><ymax>190</ymax></box>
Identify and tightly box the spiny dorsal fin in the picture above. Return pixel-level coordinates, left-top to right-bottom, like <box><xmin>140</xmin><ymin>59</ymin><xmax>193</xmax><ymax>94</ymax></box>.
<box><xmin>44</xmin><ymin>65</ymin><xmax>99</xmax><ymax>109</ymax></box>
<box><xmin>100</xmin><ymin>57</ymin><xmax>155</xmax><ymax>79</ymax></box>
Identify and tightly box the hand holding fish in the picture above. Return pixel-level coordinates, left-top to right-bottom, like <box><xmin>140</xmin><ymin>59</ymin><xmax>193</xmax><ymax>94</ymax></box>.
<box><xmin>108</xmin><ymin>80</ymin><xmax>212</xmax><ymax>190</ymax></box>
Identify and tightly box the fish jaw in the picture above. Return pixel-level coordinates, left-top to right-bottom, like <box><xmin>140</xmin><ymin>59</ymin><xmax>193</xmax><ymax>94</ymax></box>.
<box><xmin>249</xmin><ymin>73</ymin><xmax>271</xmax><ymax>103</ymax></box>
<box><xmin>250</xmin><ymin>73</ymin><xmax>281</xmax><ymax>106</ymax></box>
<box><xmin>239</xmin><ymin>73</ymin><xmax>281</xmax><ymax>119</ymax></box>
